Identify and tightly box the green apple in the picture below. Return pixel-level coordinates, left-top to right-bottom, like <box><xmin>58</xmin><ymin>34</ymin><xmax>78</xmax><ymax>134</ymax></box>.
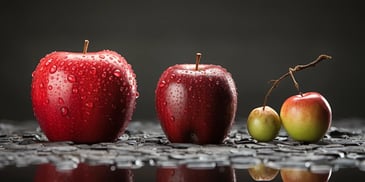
<box><xmin>247</xmin><ymin>106</ymin><xmax>281</xmax><ymax>142</ymax></box>
<box><xmin>280</xmin><ymin>92</ymin><xmax>332</xmax><ymax>143</ymax></box>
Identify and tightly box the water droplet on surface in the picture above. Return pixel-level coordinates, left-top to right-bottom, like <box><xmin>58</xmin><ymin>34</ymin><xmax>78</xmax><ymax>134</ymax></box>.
<box><xmin>215</xmin><ymin>80</ymin><xmax>220</xmax><ymax>85</ymax></box>
<box><xmin>39</xmin><ymin>83</ymin><xmax>44</xmax><ymax>88</ymax></box>
<box><xmin>60</xmin><ymin>107</ymin><xmax>69</xmax><ymax>116</ymax></box>
<box><xmin>113</xmin><ymin>69</ymin><xmax>122</xmax><ymax>77</ymax></box>
<box><xmin>159</xmin><ymin>80</ymin><xmax>166</xmax><ymax>88</ymax></box>
<box><xmin>67</xmin><ymin>75</ymin><xmax>76</xmax><ymax>83</ymax></box>
<box><xmin>45</xmin><ymin>99</ymin><xmax>49</xmax><ymax>104</ymax></box>
<box><xmin>49</xmin><ymin>65</ymin><xmax>57</xmax><ymax>73</ymax></box>
<box><xmin>99</xmin><ymin>55</ymin><xmax>105</xmax><ymax>59</ymax></box>
<box><xmin>90</xmin><ymin>67</ymin><xmax>97</xmax><ymax>75</ymax></box>
<box><xmin>163</xmin><ymin>101</ymin><xmax>167</xmax><ymax>106</ymax></box>
<box><xmin>72</xmin><ymin>88</ymin><xmax>78</xmax><ymax>94</ymax></box>
<box><xmin>170</xmin><ymin>116</ymin><xmax>175</xmax><ymax>121</ymax></box>
<box><xmin>135</xmin><ymin>92</ymin><xmax>140</xmax><ymax>99</ymax></box>
<box><xmin>58</xmin><ymin>98</ymin><xmax>64</xmax><ymax>104</ymax></box>
<box><xmin>48</xmin><ymin>85</ymin><xmax>53</xmax><ymax>90</ymax></box>
<box><xmin>102</xmin><ymin>72</ymin><xmax>107</xmax><ymax>78</ymax></box>
<box><xmin>188</xmin><ymin>86</ymin><xmax>192</xmax><ymax>91</ymax></box>
<box><xmin>85</xmin><ymin>102</ymin><xmax>94</xmax><ymax>108</ymax></box>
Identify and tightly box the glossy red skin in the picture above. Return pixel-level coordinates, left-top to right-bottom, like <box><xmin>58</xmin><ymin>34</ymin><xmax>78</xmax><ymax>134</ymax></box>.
<box><xmin>34</xmin><ymin>163</ymin><xmax>133</xmax><ymax>182</ymax></box>
<box><xmin>31</xmin><ymin>50</ymin><xmax>138</xmax><ymax>143</ymax></box>
<box><xmin>280</xmin><ymin>92</ymin><xmax>332</xmax><ymax>142</ymax></box>
<box><xmin>156</xmin><ymin>165</ymin><xmax>236</xmax><ymax>182</ymax></box>
<box><xmin>280</xmin><ymin>168</ymin><xmax>331</xmax><ymax>182</ymax></box>
<box><xmin>155</xmin><ymin>64</ymin><xmax>237</xmax><ymax>144</ymax></box>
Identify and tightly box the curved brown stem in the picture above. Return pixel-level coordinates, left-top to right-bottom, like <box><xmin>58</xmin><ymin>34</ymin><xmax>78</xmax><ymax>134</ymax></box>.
<box><xmin>262</xmin><ymin>54</ymin><xmax>332</xmax><ymax>109</ymax></box>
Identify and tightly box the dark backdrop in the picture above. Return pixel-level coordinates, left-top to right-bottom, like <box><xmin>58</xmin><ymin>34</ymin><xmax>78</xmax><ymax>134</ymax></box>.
<box><xmin>1</xmin><ymin>0</ymin><xmax>364</xmax><ymax>122</ymax></box>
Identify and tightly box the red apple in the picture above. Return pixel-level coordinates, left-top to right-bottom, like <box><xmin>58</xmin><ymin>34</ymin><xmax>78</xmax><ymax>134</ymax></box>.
<box><xmin>247</xmin><ymin>106</ymin><xmax>281</xmax><ymax>142</ymax></box>
<box><xmin>156</xmin><ymin>165</ymin><xmax>235</xmax><ymax>182</ymax></box>
<box><xmin>280</xmin><ymin>92</ymin><xmax>331</xmax><ymax>142</ymax></box>
<box><xmin>34</xmin><ymin>163</ymin><xmax>133</xmax><ymax>182</ymax></box>
<box><xmin>248</xmin><ymin>163</ymin><xmax>279</xmax><ymax>181</ymax></box>
<box><xmin>280</xmin><ymin>168</ymin><xmax>331</xmax><ymax>182</ymax></box>
<box><xmin>155</xmin><ymin>53</ymin><xmax>237</xmax><ymax>144</ymax></box>
<box><xmin>31</xmin><ymin>40</ymin><xmax>138</xmax><ymax>143</ymax></box>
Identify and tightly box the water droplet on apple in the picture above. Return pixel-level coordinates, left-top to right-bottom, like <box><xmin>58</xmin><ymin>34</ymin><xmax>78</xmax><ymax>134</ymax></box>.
<box><xmin>85</xmin><ymin>102</ymin><xmax>94</xmax><ymax>108</ymax></box>
<box><xmin>215</xmin><ymin>80</ymin><xmax>220</xmax><ymax>85</ymax></box>
<box><xmin>90</xmin><ymin>67</ymin><xmax>97</xmax><ymax>75</ymax></box>
<box><xmin>170</xmin><ymin>74</ymin><xmax>176</xmax><ymax>79</ymax></box>
<box><xmin>113</xmin><ymin>69</ymin><xmax>122</xmax><ymax>77</ymax></box>
<box><xmin>45</xmin><ymin>99</ymin><xmax>49</xmax><ymax>104</ymax></box>
<box><xmin>177</xmin><ymin>78</ymin><xmax>181</xmax><ymax>83</ymax></box>
<box><xmin>49</xmin><ymin>65</ymin><xmax>57</xmax><ymax>74</ymax></box>
<box><xmin>159</xmin><ymin>80</ymin><xmax>166</xmax><ymax>88</ymax></box>
<box><xmin>58</xmin><ymin>97</ymin><xmax>64</xmax><ymax>104</ymax></box>
<box><xmin>72</xmin><ymin>88</ymin><xmax>78</xmax><ymax>94</ymax></box>
<box><xmin>67</xmin><ymin>74</ymin><xmax>76</xmax><ymax>83</ymax></box>
<box><xmin>163</xmin><ymin>101</ymin><xmax>167</xmax><ymax>106</ymax></box>
<box><xmin>99</xmin><ymin>55</ymin><xmax>105</xmax><ymax>59</ymax></box>
<box><xmin>188</xmin><ymin>86</ymin><xmax>192</xmax><ymax>91</ymax></box>
<box><xmin>135</xmin><ymin>92</ymin><xmax>140</xmax><ymax>99</ymax></box>
<box><xmin>102</xmin><ymin>72</ymin><xmax>107</xmax><ymax>78</ymax></box>
<box><xmin>45</xmin><ymin>59</ymin><xmax>53</xmax><ymax>66</ymax></box>
<box><xmin>39</xmin><ymin>83</ymin><xmax>44</xmax><ymax>88</ymax></box>
<box><xmin>48</xmin><ymin>85</ymin><xmax>53</xmax><ymax>90</ymax></box>
<box><xmin>60</xmin><ymin>107</ymin><xmax>69</xmax><ymax>116</ymax></box>
<box><xmin>170</xmin><ymin>116</ymin><xmax>175</xmax><ymax>121</ymax></box>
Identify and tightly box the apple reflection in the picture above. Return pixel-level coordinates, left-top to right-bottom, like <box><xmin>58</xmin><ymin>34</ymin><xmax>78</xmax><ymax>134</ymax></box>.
<box><xmin>248</xmin><ymin>163</ymin><xmax>279</xmax><ymax>181</ymax></box>
<box><xmin>34</xmin><ymin>163</ymin><xmax>133</xmax><ymax>182</ymax></box>
<box><xmin>280</xmin><ymin>168</ymin><xmax>332</xmax><ymax>182</ymax></box>
<box><xmin>156</xmin><ymin>165</ymin><xmax>236</xmax><ymax>182</ymax></box>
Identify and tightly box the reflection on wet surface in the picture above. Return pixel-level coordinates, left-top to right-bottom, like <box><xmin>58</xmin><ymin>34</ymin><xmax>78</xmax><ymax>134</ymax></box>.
<box><xmin>1</xmin><ymin>163</ymin><xmax>365</xmax><ymax>182</ymax></box>
<box><xmin>0</xmin><ymin>120</ymin><xmax>364</xmax><ymax>181</ymax></box>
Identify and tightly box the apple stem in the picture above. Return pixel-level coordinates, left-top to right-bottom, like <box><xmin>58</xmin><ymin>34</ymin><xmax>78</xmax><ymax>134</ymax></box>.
<box><xmin>195</xmin><ymin>53</ymin><xmax>202</xmax><ymax>71</ymax></box>
<box><xmin>83</xmin><ymin>40</ymin><xmax>89</xmax><ymax>54</ymax></box>
<box><xmin>262</xmin><ymin>54</ymin><xmax>332</xmax><ymax>109</ymax></box>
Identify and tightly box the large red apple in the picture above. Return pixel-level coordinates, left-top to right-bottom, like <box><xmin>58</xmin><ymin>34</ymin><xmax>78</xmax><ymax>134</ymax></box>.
<box><xmin>280</xmin><ymin>92</ymin><xmax>332</xmax><ymax>142</ymax></box>
<box><xmin>156</xmin><ymin>165</ymin><xmax>235</xmax><ymax>182</ymax></box>
<box><xmin>280</xmin><ymin>168</ymin><xmax>331</xmax><ymax>182</ymax></box>
<box><xmin>155</xmin><ymin>53</ymin><xmax>237</xmax><ymax>144</ymax></box>
<box><xmin>34</xmin><ymin>163</ymin><xmax>133</xmax><ymax>182</ymax></box>
<box><xmin>31</xmin><ymin>40</ymin><xmax>138</xmax><ymax>143</ymax></box>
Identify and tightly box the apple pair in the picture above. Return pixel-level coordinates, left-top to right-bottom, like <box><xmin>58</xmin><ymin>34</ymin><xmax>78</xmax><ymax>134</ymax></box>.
<box><xmin>32</xmin><ymin>42</ymin><xmax>236</xmax><ymax>144</ymax></box>
<box><xmin>247</xmin><ymin>55</ymin><xmax>333</xmax><ymax>143</ymax></box>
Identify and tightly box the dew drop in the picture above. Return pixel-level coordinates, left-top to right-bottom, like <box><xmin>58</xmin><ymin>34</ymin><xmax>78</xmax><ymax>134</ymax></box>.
<box><xmin>170</xmin><ymin>116</ymin><xmax>175</xmax><ymax>122</ymax></box>
<box><xmin>135</xmin><ymin>92</ymin><xmax>140</xmax><ymax>99</ymax></box>
<box><xmin>85</xmin><ymin>102</ymin><xmax>94</xmax><ymax>108</ymax></box>
<box><xmin>163</xmin><ymin>101</ymin><xmax>167</xmax><ymax>106</ymax></box>
<box><xmin>90</xmin><ymin>67</ymin><xmax>97</xmax><ymax>75</ymax></box>
<box><xmin>99</xmin><ymin>55</ymin><xmax>105</xmax><ymax>59</ymax></box>
<box><xmin>72</xmin><ymin>88</ymin><xmax>78</xmax><ymax>94</ymax></box>
<box><xmin>67</xmin><ymin>74</ymin><xmax>76</xmax><ymax>83</ymax></box>
<box><xmin>58</xmin><ymin>97</ymin><xmax>64</xmax><ymax>104</ymax></box>
<box><xmin>60</xmin><ymin>107</ymin><xmax>69</xmax><ymax>116</ymax></box>
<box><xmin>102</xmin><ymin>72</ymin><xmax>107</xmax><ymax>78</ymax></box>
<box><xmin>45</xmin><ymin>99</ymin><xmax>49</xmax><ymax>104</ymax></box>
<box><xmin>48</xmin><ymin>85</ymin><xmax>53</xmax><ymax>90</ymax></box>
<box><xmin>113</xmin><ymin>69</ymin><xmax>122</xmax><ymax>77</ymax></box>
<box><xmin>159</xmin><ymin>80</ymin><xmax>166</xmax><ymax>88</ymax></box>
<box><xmin>39</xmin><ymin>83</ymin><xmax>44</xmax><ymax>88</ymax></box>
<box><xmin>215</xmin><ymin>80</ymin><xmax>220</xmax><ymax>85</ymax></box>
<box><xmin>188</xmin><ymin>86</ymin><xmax>192</xmax><ymax>91</ymax></box>
<box><xmin>49</xmin><ymin>65</ymin><xmax>57</xmax><ymax>74</ymax></box>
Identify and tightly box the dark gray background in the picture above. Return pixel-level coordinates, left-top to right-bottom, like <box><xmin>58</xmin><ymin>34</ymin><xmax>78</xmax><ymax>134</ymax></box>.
<box><xmin>1</xmin><ymin>0</ymin><xmax>364</xmax><ymax>122</ymax></box>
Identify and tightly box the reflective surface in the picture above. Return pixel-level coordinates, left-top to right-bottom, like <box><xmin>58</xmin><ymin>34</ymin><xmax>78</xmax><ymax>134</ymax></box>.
<box><xmin>0</xmin><ymin>120</ymin><xmax>364</xmax><ymax>181</ymax></box>
<box><xmin>1</xmin><ymin>163</ymin><xmax>365</xmax><ymax>182</ymax></box>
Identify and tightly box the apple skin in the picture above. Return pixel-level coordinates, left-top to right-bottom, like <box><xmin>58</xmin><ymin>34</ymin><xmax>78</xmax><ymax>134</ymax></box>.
<box><xmin>248</xmin><ymin>163</ymin><xmax>279</xmax><ymax>181</ymax></box>
<box><xmin>247</xmin><ymin>106</ymin><xmax>281</xmax><ymax>142</ymax></box>
<box><xmin>156</xmin><ymin>165</ymin><xmax>235</xmax><ymax>182</ymax></box>
<box><xmin>31</xmin><ymin>50</ymin><xmax>138</xmax><ymax>143</ymax></box>
<box><xmin>155</xmin><ymin>64</ymin><xmax>237</xmax><ymax>144</ymax></box>
<box><xmin>280</xmin><ymin>92</ymin><xmax>332</xmax><ymax>143</ymax></box>
<box><xmin>34</xmin><ymin>163</ymin><xmax>133</xmax><ymax>182</ymax></box>
<box><xmin>280</xmin><ymin>168</ymin><xmax>331</xmax><ymax>182</ymax></box>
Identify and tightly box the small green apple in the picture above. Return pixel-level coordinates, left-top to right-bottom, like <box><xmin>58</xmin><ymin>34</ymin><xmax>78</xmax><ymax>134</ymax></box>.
<box><xmin>247</xmin><ymin>106</ymin><xmax>281</xmax><ymax>142</ymax></box>
<box><xmin>280</xmin><ymin>92</ymin><xmax>332</xmax><ymax>143</ymax></box>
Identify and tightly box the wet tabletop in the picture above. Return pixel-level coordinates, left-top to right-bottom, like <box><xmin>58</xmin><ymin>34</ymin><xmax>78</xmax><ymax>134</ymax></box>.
<box><xmin>0</xmin><ymin>119</ymin><xmax>365</xmax><ymax>181</ymax></box>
